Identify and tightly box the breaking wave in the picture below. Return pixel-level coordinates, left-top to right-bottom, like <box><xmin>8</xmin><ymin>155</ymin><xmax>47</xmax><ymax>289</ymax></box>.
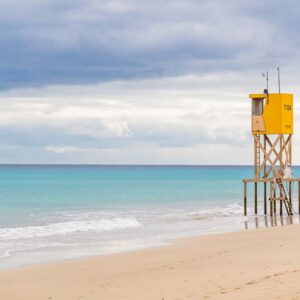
<box><xmin>0</xmin><ymin>217</ymin><xmax>142</xmax><ymax>241</ymax></box>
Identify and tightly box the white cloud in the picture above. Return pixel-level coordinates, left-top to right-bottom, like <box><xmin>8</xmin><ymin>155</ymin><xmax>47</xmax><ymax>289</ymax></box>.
<box><xmin>0</xmin><ymin>72</ymin><xmax>271</xmax><ymax>164</ymax></box>
<box><xmin>0</xmin><ymin>70</ymin><xmax>300</xmax><ymax>165</ymax></box>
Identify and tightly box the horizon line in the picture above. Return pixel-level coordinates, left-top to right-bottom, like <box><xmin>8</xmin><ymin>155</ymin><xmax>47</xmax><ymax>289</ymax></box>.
<box><xmin>0</xmin><ymin>164</ymin><xmax>298</xmax><ymax>167</ymax></box>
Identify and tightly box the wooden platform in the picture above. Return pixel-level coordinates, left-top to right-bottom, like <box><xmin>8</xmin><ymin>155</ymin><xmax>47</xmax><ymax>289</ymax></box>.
<box><xmin>243</xmin><ymin>178</ymin><xmax>300</xmax><ymax>183</ymax></box>
<box><xmin>242</xmin><ymin>177</ymin><xmax>300</xmax><ymax>216</ymax></box>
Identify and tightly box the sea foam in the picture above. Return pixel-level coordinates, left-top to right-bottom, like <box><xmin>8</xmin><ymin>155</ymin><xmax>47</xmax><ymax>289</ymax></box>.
<box><xmin>0</xmin><ymin>217</ymin><xmax>142</xmax><ymax>241</ymax></box>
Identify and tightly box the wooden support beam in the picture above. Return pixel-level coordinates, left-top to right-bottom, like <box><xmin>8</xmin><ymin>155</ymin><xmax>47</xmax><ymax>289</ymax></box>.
<box><xmin>242</xmin><ymin>178</ymin><xmax>300</xmax><ymax>183</ymax></box>
<box><xmin>263</xmin><ymin>183</ymin><xmax>267</xmax><ymax>213</ymax></box>
<box><xmin>254</xmin><ymin>182</ymin><xmax>258</xmax><ymax>214</ymax></box>
<box><xmin>265</xmin><ymin>136</ymin><xmax>282</xmax><ymax>169</ymax></box>
<box><xmin>280</xmin><ymin>189</ymin><xmax>283</xmax><ymax>216</ymax></box>
<box><xmin>274</xmin><ymin>189</ymin><xmax>276</xmax><ymax>214</ymax></box>
<box><xmin>265</xmin><ymin>135</ymin><xmax>291</xmax><ymax>177</ymax></box>
<box><xmin>280</xmin><ymin>135</ymin><xmax>283</xmax><ymax>216</ymax></box>
<box><xmin>244</xmin><ymin>182</ymin><xmax>247</xmax><ymax>216</ymax></box>
<box><xmin>254</xmin><ymin>135</ymin><xmax>281</xmax><ymax>178</ymax></box>
<box><xmin>298</xmin><ymin>181</ymin><xmax>300</xmax><ymax>214</ymax></box>
<box><xmin>290</xmin><ymin>135</ymin><xmax>292</xmax><ymax>166</ymax></box>
<box><xmin>289</xmin><ymin>181</ymin><xmax>292</xmax><ymax>210</ymax></box>
<box><xmin>280</xmin><ymin>135</ymin><xmax>284</xmax><ymax>172</ymax></box>
<box><xmin>254</xmin><ymin>135</ymin><xmax>258</xmax><ymax>177</ymax></box>
<box><xmin>280</xmin><ymin>216</ymin><xmax>284</xmax><ymax>226</ymax></box>
<box><xmin>289</xmin><ymin>135</ymin><xmax>293</xmax><ymax>211</ymax></box>
<box><xmin>264</xmin><ymin>135</ymin><xmax>267</xmax><ymax>215</ymax></box>
<box><xmin>282</xmin><ymin>135</ymin><xmax>292</xmax><ymax>167</ymax></box>
<box><xmin>270</xmin><ymin>182</ymin><xmax>273</xmax><ymax>216</ymax></box>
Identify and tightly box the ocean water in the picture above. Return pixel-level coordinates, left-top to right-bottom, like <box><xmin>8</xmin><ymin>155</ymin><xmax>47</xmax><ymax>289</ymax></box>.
<box><xmin>0</xmin><ymin>165</ymin><xmax>299</xmax><ymax>269</ymax></box>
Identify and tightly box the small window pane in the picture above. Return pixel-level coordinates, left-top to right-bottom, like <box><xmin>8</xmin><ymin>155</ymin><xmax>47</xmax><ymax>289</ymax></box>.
<box><xmin>252</xmin><ymin>99</ymin><xmax>263</xmax><ymax>115</ymax></box>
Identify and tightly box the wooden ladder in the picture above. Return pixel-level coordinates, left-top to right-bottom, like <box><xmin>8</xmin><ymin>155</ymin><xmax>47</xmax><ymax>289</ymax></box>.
<box><xmin>270</xmin><ymin>177</ymin><xmax>293</xmax><ymax>215</ymax></box>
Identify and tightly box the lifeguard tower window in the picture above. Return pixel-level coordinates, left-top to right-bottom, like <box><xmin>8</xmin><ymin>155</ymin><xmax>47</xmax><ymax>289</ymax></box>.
<box><xmin>252</xmin><ymin>99</ymin><xmax>264</xmax><ymax>115</ymax></box>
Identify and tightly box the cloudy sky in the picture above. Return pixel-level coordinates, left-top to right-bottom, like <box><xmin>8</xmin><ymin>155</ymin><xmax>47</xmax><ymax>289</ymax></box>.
<box><xmin>0</xmin><ymin>0</ymin><xmax>300</xmax><ymax>164</ymax></box>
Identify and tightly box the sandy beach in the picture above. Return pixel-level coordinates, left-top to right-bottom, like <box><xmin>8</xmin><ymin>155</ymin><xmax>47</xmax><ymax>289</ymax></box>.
<box><xmin>1</xmin><ymin>224</ymin><xmax>300</xmax><ymax>300</ymax></box>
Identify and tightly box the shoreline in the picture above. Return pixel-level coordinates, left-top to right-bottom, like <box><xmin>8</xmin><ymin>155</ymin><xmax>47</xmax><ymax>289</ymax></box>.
<box><xmin>1</xmin><ymin>223</ymin><xmax>300</xmax><ymax>299</ymax></box>
<box><xmin>2</xmin><ymin>212</ymin><xmax>298</xmax><ymax>271</ymax></box>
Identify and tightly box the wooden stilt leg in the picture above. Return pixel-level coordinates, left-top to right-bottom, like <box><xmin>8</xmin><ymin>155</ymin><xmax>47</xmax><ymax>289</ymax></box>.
<box><xmin>298</xmin><ymin>181</ymin><xmax>300</xmax><ymax>214</ymax></box>
<box><xmin>289</xmin><ymin>135</ymin><xmax>293</xmax><ymax>211</ymax></box>
<box><xmin>244</xmin><ymin>182</ymin><xmax>247</xmax><ymax>216</ymax></box>
<box><xmin>274</xmin><ymin>214</ymin><xmax>277</xmax><ymax>226</ymax></box>
<box><xmin>280</xmin><ymin>188</ymin><xmax>283</xmax><ymax>216</ymax></box>
<box><xmin>255</xmin><ymin>182</ymin><xmax>258</xmax><ymax>214</ymax></box>
<box><xmin>264</xmin><ymin>135</ymin><xmax>267</xmax><ymax>215</ymax></box>
<box><xmin>270</xmin><ymin>182</ymin><xmax>273</xmax><ymax>216</ymax></box>
<box><xmin>264</xmin><ymin>182</ymin><xmax>267</xmax><ymax>215</ymax></box>
<box><xmin>289</xmin><ymin>181</ymin><xmax>292</xmax><ymax>211</ymax></box>
<box><xmin>274</xmin><ymin>189</ymin><xmax>277</xmax><ymax>215</ymax></box>
<box><xmin>280</xmin><ymin>135</ymin><xmax>283</xmax><ymax>215</ymax></box>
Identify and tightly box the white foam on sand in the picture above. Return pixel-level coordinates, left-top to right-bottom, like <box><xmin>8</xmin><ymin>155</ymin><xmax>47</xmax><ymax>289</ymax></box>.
<box><xmin>0</xmin><ymin>217</ymin><xmax>142</xmax><ymax>241</ymax></box>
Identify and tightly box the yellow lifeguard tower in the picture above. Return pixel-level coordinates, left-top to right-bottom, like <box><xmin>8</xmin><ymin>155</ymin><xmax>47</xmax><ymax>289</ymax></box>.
<box><xmin>250</xmin><ymin>93</ymin><xmax>293</xmax><ymax>135</ymax></box>
<box><xmin>243</xmin><ymin>90</ymin><xmax>300</xmax><ymax>217</ymax></box>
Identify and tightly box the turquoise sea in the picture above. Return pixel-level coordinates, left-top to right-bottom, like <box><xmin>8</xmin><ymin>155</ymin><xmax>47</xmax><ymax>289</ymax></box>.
<box><xmin>0</xmin><ymin>165</ymin><xmax>299</xmax><ymax>269</ymax></box>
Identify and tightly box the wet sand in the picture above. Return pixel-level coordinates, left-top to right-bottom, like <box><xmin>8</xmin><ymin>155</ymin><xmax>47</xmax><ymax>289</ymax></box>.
<box><xmin>1</xmin><ymin>224</ymin><xmax>300</xmax><ymax>299</ymax></box>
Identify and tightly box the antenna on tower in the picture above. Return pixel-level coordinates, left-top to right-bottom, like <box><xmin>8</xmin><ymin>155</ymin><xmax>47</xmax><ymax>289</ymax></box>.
<box><xmin>277</xmin><ymin>67</ymin><xmax>281</xmax><ymax>93</ymax></box>
<box><xmin>261</xmin><ymin>71</ymin><xmax>269</xmax><ymax>94</ymax></box>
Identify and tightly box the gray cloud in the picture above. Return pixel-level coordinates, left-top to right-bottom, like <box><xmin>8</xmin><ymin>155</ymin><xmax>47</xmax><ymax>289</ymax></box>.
<box><xmin>1</xmin><ymin>0</ymin><xmax>299</xmax><ymax>89</ymax></box>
